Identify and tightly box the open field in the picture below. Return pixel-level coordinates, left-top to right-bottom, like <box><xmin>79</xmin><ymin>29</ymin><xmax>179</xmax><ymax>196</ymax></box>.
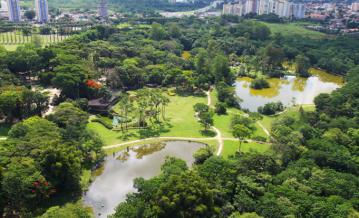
<box><xmin>222</xmin><ymin>140</ymin><xmax>271</xmax><ymax>158</ymax></box>
<box><xmin>87</xmin><ymin>93</ymin><xmax>208</xmax><ymax>146</ymax></box>
<box><xmin>0</xmin><ymin>32</ymin><xmax>69</xmax><ymax>50</ymax></box>
<box><xmin>261</xmin><ymin>22</ymin><xmax>328</xmax><ymax>39</ymax></box>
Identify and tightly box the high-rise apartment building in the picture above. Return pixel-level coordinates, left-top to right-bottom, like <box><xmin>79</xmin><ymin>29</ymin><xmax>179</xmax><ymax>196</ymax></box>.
<box><xmin>35</xmin><ymin>0</ymin><xmax>49</xmax><ymax>23</ymax></box>
<box><xmin>98</xmin><ymin>0</ymin><xmax>108</xmax><ymax>18</ymax></box>
<box><xmin>7</xmin><ymin>0</ymin><xmax>21</xmax><ymax>22</ymax></box>
<box><xmin>291</xmin><ymin>3</ymin><xmax>305</xmax><ymax>19</ymax></box>
<box><xmin>0</xmin><ymin>0</ymin><xmax>8</xmax><ymax>18</ymax></box>
<box><xmin>352</xmin><ymin>2</ymin><xmax>359</xmax><ymax>12</ymax></box>
<box><xmin>223</xmin><ymin>0</ymin><xmax>305</xmax><ymax>19</ymax></box>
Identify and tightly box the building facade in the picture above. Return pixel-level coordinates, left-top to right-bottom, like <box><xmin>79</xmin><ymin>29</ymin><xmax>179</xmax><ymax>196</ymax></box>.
<box><xmin>7</xmin><ymin>0</ymin><xmax>21</xmax><ymax>22</ymax></box>
<box><xmin>352</xmin><ymin>2</ymin><xmax>359</xmax><ymax>12</ymax></box>
<box><xmin>223</xmin><ymin>0</ymin><xmax>306</xmax><ymax>19</ymax></box>
<box><xmin>98</xmin><ymin>0</ymin><xmax>108</xmax><ymax>18</ymax></box>
<box><xmin>35</xmin><ymin>0</ymin><xmax>49</xmax><ymax>23</ymax></box>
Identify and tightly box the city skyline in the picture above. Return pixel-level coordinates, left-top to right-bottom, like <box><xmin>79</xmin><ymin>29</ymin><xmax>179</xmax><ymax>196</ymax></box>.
<box><xmin>98</xmin><ymin>0</ymin><xmax>108</xmax><ymax>18</ymax></box>
<box><xmin>223</xmin><ymin>0</ymin><xmax>306</xmax><ymax>19</ymax></box>
<box><xmin>35</xmin><ymin>0</ymin><xmax>49</xmax><ymax>23</ymax></box>
<box><xmin>7</xmin><ymin>0</ymin><xmax>21</xmax><ymax>22</ymax></box>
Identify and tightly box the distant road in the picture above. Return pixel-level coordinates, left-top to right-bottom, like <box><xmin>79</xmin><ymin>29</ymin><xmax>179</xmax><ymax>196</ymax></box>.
<box><xmin>160</xmin><ymin>0</ymin><xmax>223</xmax><ymax>18</ymax></box>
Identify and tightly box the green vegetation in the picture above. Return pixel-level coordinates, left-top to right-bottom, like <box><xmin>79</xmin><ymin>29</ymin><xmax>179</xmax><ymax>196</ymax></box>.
<box><xmin>0</xmin><ymin>14</ymin><xmax>358</xmax><ymax>218</ymax></box>
<box><xmin>260</xmin><ymin>22</ymin><xmax>327</xmax><ymax>39</ymax></box>
<box><xmin>0</xmin><ymin>124</ymin><xmax>11</xmax><ymax>137</ymax></box>
<box><xmin>0</xmin><ymin>32</ymin><xmax>69</xmax><ymax>51</ymax></box>
<box><xmin>250</xmin><ymin>78</ymin><xmax>270</xmax><ymax>89</ymax></box>
<box><xmin>88</xmin><ymin>93</ymin><xmax>208</xmax><ymax>145</ymax></box>
<box><xmin>258</xmin><ymin>101</ymin><xmax>284</xmax><ymax>115</ymax></box>
<box><xmin>221</xmin><ymin>140</ymin><xmax>270</xmax><ymax>158</ymax></box>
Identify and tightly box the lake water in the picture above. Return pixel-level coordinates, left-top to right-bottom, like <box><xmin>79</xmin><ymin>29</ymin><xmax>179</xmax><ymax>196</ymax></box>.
<box><xmin>83</xmin><ymin>141</ymin><xmax>204</xmax><ymax>217</ymax></box>
<box><xmin>235</xmin><ymin>69</ymin><xmax>343</xmax><ymax>112</ymax></box>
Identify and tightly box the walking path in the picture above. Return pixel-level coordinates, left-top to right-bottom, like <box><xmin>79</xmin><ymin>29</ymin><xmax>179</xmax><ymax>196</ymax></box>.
<box><xmin>205</xmin><ymin>90</ymin><xmax>224</xmax><ymax>156</ymax></box>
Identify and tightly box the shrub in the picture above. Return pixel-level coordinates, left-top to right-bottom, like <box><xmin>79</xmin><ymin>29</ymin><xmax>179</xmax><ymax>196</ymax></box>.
<box><xmin>258</xmin><ymin>102</ymin><xmax>284</xmax><ymax>115</ymax></box>
<box><xmin>252</xmin><ymin>136</ymin><xmax>267</xmax><ymax>142</ymax></box>
<box><xmin>92</xmin><ymin>117</ymin><xmax>113</xmax><ymax>129</ymax></box>
<box><xmin>250</xmin><ymin>78</ymin><xmax>270</xmax><ymax>89</ymax></box>
<box><xmin>215</xmin><ymin>102</ymin><xmax>227</xmax><ymax>115</ymax></box>
<box><xmin>193</xmin><ymin>146</ymin><xmax>213</xmax><ymax>164</ymax></box>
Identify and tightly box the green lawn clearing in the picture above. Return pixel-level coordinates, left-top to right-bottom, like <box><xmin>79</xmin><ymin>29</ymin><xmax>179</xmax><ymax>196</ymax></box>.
<box><xmin>88</xmin><ymin>92</ymin><xmax>209</xmax><ymax>146</ymax></box>
<box><xmin>222</xmin><ymin>140</ymin><xmax>271</xmax><ymax>158</ymax></box>
<box><xmin>261</xmin><ymin>22</ymin><xmax>327</xmax><ymax>39</ymax></box>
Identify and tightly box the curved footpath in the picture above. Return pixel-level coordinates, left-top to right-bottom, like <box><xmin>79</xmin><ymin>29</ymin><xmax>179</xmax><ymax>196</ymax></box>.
<box><xmin>103</xmin><ymin>90</ymin><xmax>271</xmax><ymax>156</ymax></box>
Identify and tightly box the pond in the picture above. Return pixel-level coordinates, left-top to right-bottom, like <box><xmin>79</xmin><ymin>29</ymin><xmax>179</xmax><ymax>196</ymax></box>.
<box><xmin>235</xmin><ymin>69</ymin><xmax>343</xmax><ymax>112</ymax></box>
<box><xmin>83</xmin><ymin>141</ymin><xmax>204</xmax><ymax>217</ymax></box>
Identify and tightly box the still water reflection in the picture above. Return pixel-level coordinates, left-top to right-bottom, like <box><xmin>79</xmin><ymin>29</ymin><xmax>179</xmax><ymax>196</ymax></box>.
<box><xmin>84</xmin><ymin>141</ymin><xmax>204</xmax><ymax>217</ymax></box>
<box><xmin>235</xmin><ymin>69</ymin><xmax>343</xmax><ymax>112</ymax></box>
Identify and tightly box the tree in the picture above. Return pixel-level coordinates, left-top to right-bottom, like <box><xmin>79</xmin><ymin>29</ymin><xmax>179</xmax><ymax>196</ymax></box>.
<box><xmin>1</xmin><ymin>158</ymin><xmax>53</xmax><ymax>212</ymax></box>
<box><xmin>295</xmin><ymin>54</ymin><xmax>311</xmax><ymax>77</ymax></box>
<box><xmin>260</xmin><ymin>44</ymin><xmax>285</xmax><ymax>73</ymax></box>
<box><xmin>215</xmin><ymin>102</ymin><xmax>227</xmax><ymax>115</ymax></box>
<box><xmin>194</xmin><ymin>103</ymin><xmax>209</xmax><ymax>114</ymax></box>
<box><xmin>193</xmin><ymin>146</ymin><xmax>213</xmax><ymax>164</ymax></box>
<box><xmin>52</xmin><ymin>64</ymin><xmax>87</xmax><ymax>99</ymax></box>
<box><xmin>199</xmin><ymin>111</ymin><xmax>214</xmax><ymax>130</ymax></box>
<box><xmin>24</xmin><ymin>10</ymin><xmax>35</xmax><ymax>20</ymax></box>
<box><xmin>118</xmin><ymin>94</ymin><xmax>133</xmax><ymax>131</ymax></box>
<box><xmin>47</xmin><ymin>102</ymin><xmax>89</xmax><ymax>140</ymax></box>
<box><xmin>39</xmin><ymin>203</ymin><xmax>93</xmax><ymax>218</ymax></box>
<box><xmin>211</xmin><ymin>55</ymin><xmax>234</xmax><ymax>85</ymax></box>
<box><xmin>151</xmin><ymin>23</ymin><xmax>167</xmax><ymax>41</ymax></box>
<box><xmin>0</xmin><ymin>90</ymin><xmax>21</xmax><ymax>123</ymax></box>
<box><xmin>232</xmin><ymin>124</ymin><xmax>252</xmax><ymax>149</ymax></box>
<box><xmin>250</xmin><ymin>78</ymin><xmax>270</xmax><ymax>89</ymax></box>
<box><xmin>154</xmin><ymin>171</ymin><xmax>216</xmax><ymax>218</ymax></box>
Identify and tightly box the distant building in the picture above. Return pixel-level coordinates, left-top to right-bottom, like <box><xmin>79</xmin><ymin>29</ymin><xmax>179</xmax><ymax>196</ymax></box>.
<box><xmin>0</xmin><ymin>0</ymin><xmax>8</xmax><ymax>18</ymax></box>
<box><xmin>98</xmin><ymin>0</ymin><xmax>108</xmax><ymax>18</ymax></box>
<box><xmin>35</xmin><ymin>0</ymin><xmax>49</xmax><ymax>23</ymax></box>
<box><xmin>352</xmin><ymin>2</ymin><xmax>359</xmax><ymax>12</ymax></box>
<box><xmin>291</xmin><ymin>3</ymin><xmax>305</xmax><ymax>19</ymax></box>
<box><xmin>7</xmin><ymin>0</ymin><xmax>21</xmax><ymax>22</ymax></box>
<box><xmin>223</xmin><ymin>0</ymin><xmax>305</xmax><ymax>19</ymax></box>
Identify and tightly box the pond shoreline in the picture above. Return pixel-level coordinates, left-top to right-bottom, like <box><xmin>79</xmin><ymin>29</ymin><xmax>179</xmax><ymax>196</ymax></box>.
<box><xmin>83</xmin><ymin>140</ymin><xmax>206</xmax><ymax>217</ymax></box>
<box><xmin>235</xmin><ymin>70</ymin><xmax>343</xmax><ymax>112</ymax></box>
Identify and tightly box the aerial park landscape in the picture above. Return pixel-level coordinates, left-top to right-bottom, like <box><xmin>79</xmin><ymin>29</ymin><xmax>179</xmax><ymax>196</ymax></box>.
<box><xmin>0</xmin><ymin>0</ymin><xmax>358</xmax><ymax>217</ymax></box>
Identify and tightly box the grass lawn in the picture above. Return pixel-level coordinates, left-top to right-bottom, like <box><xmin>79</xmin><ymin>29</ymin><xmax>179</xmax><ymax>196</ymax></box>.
<box><xmin>260</xmin><ymin>22</ymin><xmax>328</xmax><ymax>39</ymax></box>
<box><xmin>87</xmin><ymin>92</ymin><xmax>209</xmax><ymax>146</ymax></box>
<box><xmin>214</xmin><ymin>107</ymin><xmax>268</xmax><ymax>139</ymax></box>
<box><xmin>222</xmin><ymin>140</ymin><xmax>271</xmax><ymax>158</ymax></box>
<box><xmin>260</xmin><ymin>105</ymin><xmax>316</xmax><ymax>132</ymax></box>
<box><xmin>0</xmin><ymin>32</ymin><xmax>69</xmax><ymax>51</ymax></box>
